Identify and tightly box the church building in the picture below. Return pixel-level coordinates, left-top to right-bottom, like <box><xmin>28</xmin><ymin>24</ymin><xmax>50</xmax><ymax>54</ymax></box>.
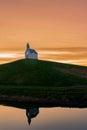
<box><xmin>25</xmin><ymin>43</ymin><xmax>38</xmax><ymax>59</ymax></box>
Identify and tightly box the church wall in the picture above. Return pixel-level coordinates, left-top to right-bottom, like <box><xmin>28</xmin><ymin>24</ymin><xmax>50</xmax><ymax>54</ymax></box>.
<box><xmin>27</xmin><ymin>53</ymin><xmax>38</xmax><ymax>60</ymax></box>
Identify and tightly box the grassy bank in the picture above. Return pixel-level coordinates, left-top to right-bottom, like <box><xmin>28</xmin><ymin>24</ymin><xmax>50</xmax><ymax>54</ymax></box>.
<box><xmin>0</xmin><ymin>85</ymin><xmax>87</xmax><ymax>99</ymax></box>
<box><xmin>1</xmin><ymin>85</ymin><xmax>87</xmax><ymax>108</ymax></box>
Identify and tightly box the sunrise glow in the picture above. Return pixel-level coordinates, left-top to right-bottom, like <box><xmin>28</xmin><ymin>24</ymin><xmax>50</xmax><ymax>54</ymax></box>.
<box><xmin>0</xmin><ymin>0</ymin><xmax>87</xmax><ymax>50</ymax></box>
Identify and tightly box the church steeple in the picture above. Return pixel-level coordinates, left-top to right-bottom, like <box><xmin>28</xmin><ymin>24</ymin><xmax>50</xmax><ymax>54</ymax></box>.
<box><xmin>27</xmin><ymin>43</ymin><xmax>30</xmax><ymax>49</ymax></box>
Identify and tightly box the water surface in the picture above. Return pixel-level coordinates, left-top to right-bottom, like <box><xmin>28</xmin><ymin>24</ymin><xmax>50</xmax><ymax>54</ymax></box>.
<box><xmin>0</xmin><ymin>105</ymin><xmax>87</xmax><ymax>130</ymax></box>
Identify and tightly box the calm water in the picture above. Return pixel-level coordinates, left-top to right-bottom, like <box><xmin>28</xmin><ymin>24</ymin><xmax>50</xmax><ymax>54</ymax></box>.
<box><xmin>0</xmin><ymin>105</ymin><xmax>87</xmax><ymax>130</ymax></box>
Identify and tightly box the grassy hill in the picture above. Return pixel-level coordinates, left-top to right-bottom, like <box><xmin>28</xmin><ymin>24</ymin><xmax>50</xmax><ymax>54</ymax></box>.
<box><xmin>0</xmin><ymin>59</ymin><xmax>87</xmax><ymax>86</ymax></box>
<box><xmin>1</xmin><ymin>59</ymin><xmax>87</xmax><ymax>107</ymax></box>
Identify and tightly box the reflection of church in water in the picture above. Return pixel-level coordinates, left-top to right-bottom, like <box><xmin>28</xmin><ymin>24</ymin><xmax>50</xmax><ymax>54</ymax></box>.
<box><xmin>26</xmin><ymin>108</ymin><xmax>39</xmax><ymax>125</ymax></box>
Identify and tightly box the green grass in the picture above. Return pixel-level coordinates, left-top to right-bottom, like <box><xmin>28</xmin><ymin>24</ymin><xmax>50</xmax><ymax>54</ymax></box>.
<box><xmin>0</xmin><ymin>59</ymin><xmax>87</xmax><ymax>101</ymax></box>
<box><xmin>0</xmin><ymin>85</ymin><xmax>87</xmax><ymax>100</ymax></box>
<box><xmin>0</xmin><ymin>59</ymin><xmax>87</xmax><ymax>86</ymax></box>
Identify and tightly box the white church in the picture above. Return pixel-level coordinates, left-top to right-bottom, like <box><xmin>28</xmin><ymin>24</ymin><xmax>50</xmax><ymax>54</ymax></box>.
<box><xmin>25</xmin><ymin>43</ymin><xmax>38</xmax><ymax>59</ymax></box>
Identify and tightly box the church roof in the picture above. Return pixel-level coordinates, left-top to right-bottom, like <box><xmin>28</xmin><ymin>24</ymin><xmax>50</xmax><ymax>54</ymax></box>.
<box><xmin>29</xmin><ymin>49</ymin><xmax>37</xmax><ymax>54</ymax></box>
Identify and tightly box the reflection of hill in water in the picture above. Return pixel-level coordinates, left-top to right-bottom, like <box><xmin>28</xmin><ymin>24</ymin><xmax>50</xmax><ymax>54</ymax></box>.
<box><xmin>0</xmin><ymin>100</ymin><xmax>56</xmax><ymax>110</ymax></box>
<box><xmin>1</xmin><ymin>99</ymin><xmax>87</xmax><ymax>109</ymax></box>
<box><xmin>1</xmin><ymin>100</ymin><xmax>87</xmax><ymax>126</ymax></box>
<box><xmin>1</xmin><ymin>99</ymin><xmax>68</xmax><ymax>110</ymax></box>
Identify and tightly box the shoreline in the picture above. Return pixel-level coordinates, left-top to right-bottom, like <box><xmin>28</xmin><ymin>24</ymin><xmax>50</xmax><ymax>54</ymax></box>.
<box><xmin>0</xmin><ymin>95</ymin><xmax>87</xmax><ymax>108</ymax></box>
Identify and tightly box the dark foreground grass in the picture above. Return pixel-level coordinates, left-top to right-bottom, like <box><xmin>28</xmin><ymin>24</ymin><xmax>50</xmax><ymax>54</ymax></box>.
<box><xmin>0</xmin><ymin>85</ymin><xmax>87</xmax><ymax>100</ymax></box>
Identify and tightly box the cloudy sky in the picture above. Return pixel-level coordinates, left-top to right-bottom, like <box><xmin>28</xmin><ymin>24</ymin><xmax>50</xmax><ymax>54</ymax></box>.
<box><xmin>0</xmin><ymin>0</ymin><xmax>87</xmax><ymax>50</ymax></box>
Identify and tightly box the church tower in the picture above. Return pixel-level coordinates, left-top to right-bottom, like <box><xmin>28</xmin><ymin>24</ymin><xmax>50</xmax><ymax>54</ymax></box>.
<box><xmin>25</xmin><ymin>43</ymin><xmax>38</xmax><ymax>59</ymax></box>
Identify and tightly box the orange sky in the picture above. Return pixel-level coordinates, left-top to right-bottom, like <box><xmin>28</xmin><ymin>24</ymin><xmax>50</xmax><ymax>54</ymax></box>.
<box><xmin>0</xmin><ymin>0</ymin><xmax>87</xmax><ymax>50</ymax></box>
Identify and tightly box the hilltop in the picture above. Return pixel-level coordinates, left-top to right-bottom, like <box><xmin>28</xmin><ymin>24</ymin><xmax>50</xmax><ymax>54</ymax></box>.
<box><xmin>0</xmin><ymin>59</ymin><xmax>87</xmax><ymax>86</ymax></box>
